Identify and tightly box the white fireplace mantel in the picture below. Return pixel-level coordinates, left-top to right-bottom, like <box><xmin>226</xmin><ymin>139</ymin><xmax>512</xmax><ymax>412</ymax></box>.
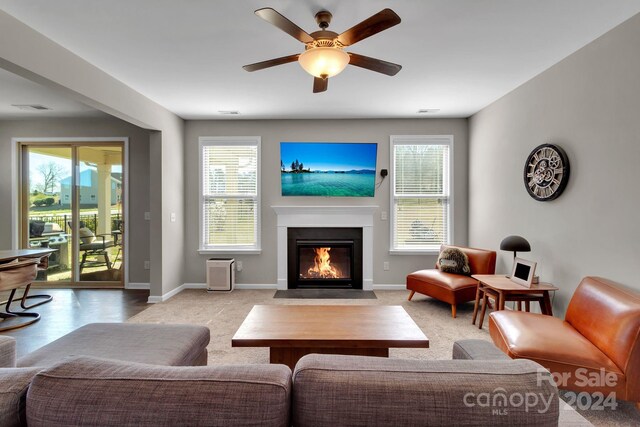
<box><xmin>272</xmin><ymin>206</ymin><xmax>377</xmax><ymax>290</ymax></box>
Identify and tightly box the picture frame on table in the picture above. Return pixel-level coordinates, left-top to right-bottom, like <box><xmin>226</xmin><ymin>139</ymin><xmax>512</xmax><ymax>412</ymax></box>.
<box><xmin>510</xmin><ymin>257</ymin><xmax>537</xmax><ymax>288</ymax></box>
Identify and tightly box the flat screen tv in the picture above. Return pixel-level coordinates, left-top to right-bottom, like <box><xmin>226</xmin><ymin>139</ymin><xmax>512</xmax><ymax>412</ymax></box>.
<box><xmin>280</xmin><ymin>142</ymin><xmax>377</xmax><ymax>197</ymax></box>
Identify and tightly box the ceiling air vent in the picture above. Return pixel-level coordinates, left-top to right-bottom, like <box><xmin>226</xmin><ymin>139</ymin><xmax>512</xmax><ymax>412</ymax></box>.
<box><xmin>218</xmin><ymin>110</ymin><xmax>240</xmax><ymax>115</ymax></box>
<box><xmin>418</xmin><ymin>109</ymin><xmax>440</xmax><ymax>114</ymax></box>
<box><xmin>11</xmin><ymin>104</ymin><xmax>52</xmax><ymax>111</ymax></box>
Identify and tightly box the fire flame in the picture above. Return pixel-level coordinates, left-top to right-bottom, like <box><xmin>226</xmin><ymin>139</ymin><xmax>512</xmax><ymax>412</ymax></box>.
<box><xmin>307</xmin><ymin>247</ymin><xmax>341</xmax><ymax>278</ymax></box>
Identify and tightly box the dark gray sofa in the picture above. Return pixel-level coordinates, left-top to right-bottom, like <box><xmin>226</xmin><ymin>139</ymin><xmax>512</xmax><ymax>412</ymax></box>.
<box><xmin>0</xmin><ymin>328</ymin><xmax>590</xmax><ymax>426</ymax></box>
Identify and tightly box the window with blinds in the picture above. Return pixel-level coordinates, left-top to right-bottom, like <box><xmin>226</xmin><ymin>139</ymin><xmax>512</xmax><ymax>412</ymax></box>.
<box><xmin>199</xmin><ymin>137</ymin><xmax>261</xmax><ymax>251</ymax></box>
<box><xmin>391</xmin><ymin>136</ymin><xmax>452</xmax><ymax>252</ymax></box>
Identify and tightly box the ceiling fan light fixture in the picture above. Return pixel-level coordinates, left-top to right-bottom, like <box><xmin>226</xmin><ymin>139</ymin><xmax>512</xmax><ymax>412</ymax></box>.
<box><xmin>298</xmin><ymin>47</ymin><xmax>350</xmax><ymax>78</ymax></box>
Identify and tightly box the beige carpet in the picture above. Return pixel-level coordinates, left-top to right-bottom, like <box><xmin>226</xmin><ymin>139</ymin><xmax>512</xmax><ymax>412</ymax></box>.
<box><xmin>128</xmin><ymin>289</ymin><xmax>640</xmax><ymax>426</ymax></box>
<box><xmin>128</xmin><ymin>289</ymin><xmax>489</xmax><ymax>363</ymax></box>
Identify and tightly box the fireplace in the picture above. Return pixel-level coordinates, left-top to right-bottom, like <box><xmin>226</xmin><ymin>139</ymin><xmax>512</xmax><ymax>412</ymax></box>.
<box><xmin>287</xmin><ymin>227</ymin><xmax>363</xmax><ymax>289</ymax></box>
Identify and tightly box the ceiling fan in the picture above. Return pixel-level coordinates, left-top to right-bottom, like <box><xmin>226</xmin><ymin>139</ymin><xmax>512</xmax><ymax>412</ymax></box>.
<box><xmin>243</xmin><ymin>8</ymin><xmax>402</xmax><ymax>93</ymax></box>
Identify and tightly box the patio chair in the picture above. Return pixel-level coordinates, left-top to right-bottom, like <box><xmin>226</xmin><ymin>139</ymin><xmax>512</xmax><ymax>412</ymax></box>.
<box><xmin>78</xmin><ymin>227</ymin><xmax>114</xmax><ymax>271</ymax></box>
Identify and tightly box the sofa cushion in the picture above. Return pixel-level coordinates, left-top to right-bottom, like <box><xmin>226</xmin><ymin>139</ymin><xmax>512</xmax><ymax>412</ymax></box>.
<box><xmin>407</xmin><ymin>269</ymin><xmax>479</xmax><ymax>306</ymax></box>
<box><xmin>78</xmin><ymin>227</ymin><xmax>95</xmax><ymax>244</ymax></box>
<box><xmin>0</xmin><ymin>367</ymin><xmax>41</xmax><ymax>427</ymax></box>
<box><xmin>26</xmin><ymin>356</ymin><xmax>292</xmax><ymax>427</ymax></box>
<box><xmin>17</xmin><ymin>323</ymin><xmax>210</xmax><ymax>368</ymax></box>
<box><xmin>407</xmin><ymin>269</ymin><xmax>478</xmax><ymax>291</ymax></box>
<box><xmin>489</xmin><ymin>311</ymin><xmax>626</xmax><ymax>396</ymax></box>
<box><xmin>292</xmin><ymin>354</ymin><xmax>559</xmax><ymax>427</ymax></box>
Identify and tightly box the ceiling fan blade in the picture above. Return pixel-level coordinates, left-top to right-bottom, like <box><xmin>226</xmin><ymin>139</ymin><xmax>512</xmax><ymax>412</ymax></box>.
<box><xmin>348</xmin><ymin>53</ymin><xmax>402</xmax><ymax>76</ymax></box>
<box><xmin>255</xmin><ymin>8</ymin><xmax>315</xmax><ymax>44</ymax></box>
<box><xmin>337</xmin><ymin>9</ymin><xmax>401</xmax><ymax>46</ymax></box>
<box><xmin>243</xmin><ymin>54</ymin><xmax>300</xmax><ymax>72</ymax></box>
<box><xmin>313</xmin><ymin>77</ymin><xmax>328</xmax><ymax>93</ymax></box>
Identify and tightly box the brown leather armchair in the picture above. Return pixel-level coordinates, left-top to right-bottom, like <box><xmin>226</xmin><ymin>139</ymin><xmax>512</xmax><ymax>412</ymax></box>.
<box><xmin>406</xmin><ymin>245</ymin><xmax>496</xmax><ymax>318</ymax></box>
<box><xmin>489</xmin><ymin>276</ymin><xmax>640</xmax><ymax>405</ymax></box>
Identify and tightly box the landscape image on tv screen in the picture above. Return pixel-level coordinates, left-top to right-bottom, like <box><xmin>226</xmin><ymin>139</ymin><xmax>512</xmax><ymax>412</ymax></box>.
<box><xmin>280</xmin><ymin>142</ymin><xmax>378</xmax><ymax>197</ymax></box>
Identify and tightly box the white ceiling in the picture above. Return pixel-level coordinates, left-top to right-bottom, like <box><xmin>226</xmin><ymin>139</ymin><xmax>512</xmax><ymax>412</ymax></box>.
<box><xmin>0</xmin><ymin>68</ymin><xmax>106</xmax><ymax>119</ymax></box>
<box><xmin>1</xmin><ymin>0</ymin><xmax>639</xmax><ymax>120</ymax></box>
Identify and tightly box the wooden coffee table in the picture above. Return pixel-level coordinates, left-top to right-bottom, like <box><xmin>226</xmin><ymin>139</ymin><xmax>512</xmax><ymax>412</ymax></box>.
<box><xmin>232</xmin><ymin>305</ymin><xmax>429</xmax><ymax>369</ymax></box>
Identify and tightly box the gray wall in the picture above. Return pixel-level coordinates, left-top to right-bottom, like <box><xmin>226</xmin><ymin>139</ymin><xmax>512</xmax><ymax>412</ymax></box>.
<box><xmin>0</xmin><ymin>117</ymin><xmax>151</xmax><ymax>283</ymax></box>
<box><xmin>185</xmin><ymin>119</ymin><xmax>468</xmax><ymax>285</ymax></box>
<box><xmin>1</xmin><ymin>10</ymin><xmax>185</xmax><ymax>299</ymax></box>
<box><xmin>469</xmin><ymin>13</ymin><xmax>640</xmax><ymax>315</ymax></box>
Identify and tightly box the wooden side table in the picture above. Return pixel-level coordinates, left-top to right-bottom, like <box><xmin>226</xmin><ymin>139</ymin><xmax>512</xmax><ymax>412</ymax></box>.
<box><xmin>471</xmin><ymin>274</ymin><xmax>558</xmax><ymax>327</ymax></box>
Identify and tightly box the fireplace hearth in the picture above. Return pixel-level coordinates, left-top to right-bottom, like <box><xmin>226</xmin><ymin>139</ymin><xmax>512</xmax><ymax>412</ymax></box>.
<box><xmin>287</xmin><ymin>228</ymin><xmax>363</xmax><ymax>289</ymax></box>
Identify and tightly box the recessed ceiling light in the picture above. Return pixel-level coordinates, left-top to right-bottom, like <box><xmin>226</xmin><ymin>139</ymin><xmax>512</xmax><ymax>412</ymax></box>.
<box><xmin>218</xmin><ymin>110</ymin><xmax>240</xmax><ymax>115</ymax></box>
<box><xmin>418</xmin><ymin>109</ymin><xmax>440</xmax><ymax>114</ymax></box>
<box><xmin>11</xmin><ymin>104</ymin><xmax>52</xmax><ymax>111</ymax></box>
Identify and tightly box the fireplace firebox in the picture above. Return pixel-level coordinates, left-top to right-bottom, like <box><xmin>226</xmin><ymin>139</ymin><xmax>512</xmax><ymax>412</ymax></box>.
<box><xmin>287</xmin><ymin>227</ymin><xmax>363</xmax><ymax>289</ymax></box>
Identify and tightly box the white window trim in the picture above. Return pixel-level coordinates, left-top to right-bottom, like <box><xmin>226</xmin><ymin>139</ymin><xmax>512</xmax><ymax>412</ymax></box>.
<box><xmin>389</xmin><ymin>135</ymin><xmax>454</xmax><ymax>255</ymax></box>
<box><xmin>198</xmin><ymin>136</ymin><xmax>261</xmax><ymax>254</ymax></box>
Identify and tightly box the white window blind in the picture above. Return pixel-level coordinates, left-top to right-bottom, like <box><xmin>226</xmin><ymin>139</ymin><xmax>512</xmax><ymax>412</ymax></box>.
<box><xmin>391</xmin><ymin>136</ymin><xmax>452</xmax><ymax>252</ymax></box>
<box><xmin>199</xmin><ymin>137</ymin><xmax>260</xmax><ymax>251</ymax></box>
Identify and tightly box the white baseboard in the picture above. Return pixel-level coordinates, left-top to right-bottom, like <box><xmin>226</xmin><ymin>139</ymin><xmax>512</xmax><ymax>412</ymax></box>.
<box><xmin>373</xmin><ymin>284</ymin><xmax>406</xmax><ymax>290</ymax></box>
<box><xmin>147</xmin><ymin>283</ymin><xmax>189</xmax><ymax>303</ymax></box>
<box><xmin>126</xmin><ymin>282</ymin><xmax>150</xmax><ymax>290</ymax></box>
<box><xmin>147</xmin><ymin>282</ymin><xmax>278</xmax><ymax>303</ymax></box>
<box><xmin>147</xmin><ymin>283</ymin><xmax>401</xmax><ymax>303</ymax></box>
<box><xmin>235</xmin><ymin>283</ymin><xmax>278</xmax><ymax>290</ymax></box>
<box><xmin>183</xmin><ymin>282</ymin><xmax>278</xmax><ymax>290</ymax></box>
<box><xmin>182</xmin><ymin>283</ymin><xmax>207</xmax><ymax>289</ymax></box>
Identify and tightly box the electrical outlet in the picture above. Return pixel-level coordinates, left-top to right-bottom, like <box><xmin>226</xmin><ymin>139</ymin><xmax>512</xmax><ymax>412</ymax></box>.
<box><xmin>236</xmin><ymin>260</ymin><xmax>243</xmax><ymax>271</ymax></box>
<box><xmin>144</xmin><ymin>260</ymin><xmax>150</xmax><ymax>270</ymax></box>
<box><xmin>383</xmin><ymin>261</ymin><xmax>390</xmax><ymax>271</ymax></box>
<box><xmin>144</xmin><ymin>211</ymin><xmax>150</xmax><ymax>220</ymax></box>
<box><xmin>381</xmin><ymin>211</ymin><xmax>388</xmax><ymax>221</ymax></box>
<box><xmin>170</xmin><ymin>212</ymin><xmax>176</xmax><ymax>222</ymax></box>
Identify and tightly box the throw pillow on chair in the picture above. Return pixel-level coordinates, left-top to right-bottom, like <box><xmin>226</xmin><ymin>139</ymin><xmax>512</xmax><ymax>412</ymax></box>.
<box><xmin>78</xmin><ymin>227</ymin><xmax>96</xmax><ymax>244</ymax></box>
<box><xmin>437</xmin><ymin>248</ymin><xmax>470</xmax><ymax>275</ymax></box>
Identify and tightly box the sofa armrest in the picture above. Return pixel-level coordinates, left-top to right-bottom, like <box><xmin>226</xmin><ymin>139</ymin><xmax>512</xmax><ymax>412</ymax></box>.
<box><xmin>0</xmin><ymin>367</ymin><xmax>41</xmax><ymax>427</ymax></box>
<box><xmin>293</xmin><ymin>354</ymin><xmax>559</xmax><ymax>427</ymax></box>
<box><xmin>453</xmin><ymin>339</ymin><xmax>510</xmax><ymax>361</ymax></box>
<box><xmin>0</xmin><ymin>336</ymin><xmax>17</xmax><ymax>368</ymax></box>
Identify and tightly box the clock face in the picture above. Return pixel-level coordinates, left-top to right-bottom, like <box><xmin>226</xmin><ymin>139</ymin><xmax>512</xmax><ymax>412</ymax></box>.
<box><xmin>523</xmin><ymin>144</ymin><xmax>570</xmax><ymax>201</ymax></box>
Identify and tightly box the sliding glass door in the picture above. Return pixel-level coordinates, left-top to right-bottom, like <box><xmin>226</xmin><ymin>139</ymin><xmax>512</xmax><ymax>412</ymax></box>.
<box><xmin>21</xmin><ymin>142</ymin><xmax>125</xmax><ymax>286</ymax></box>
<box><xmin>22</xmin><ymin>146</ymin><xmax>73</xmax><ymax>282</ymax></box>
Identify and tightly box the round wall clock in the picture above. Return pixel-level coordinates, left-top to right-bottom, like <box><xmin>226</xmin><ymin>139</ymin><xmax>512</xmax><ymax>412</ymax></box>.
<box><xmin>523</xmin><ymin>143</ymin><xmax>570</xmax><ymax>201</ymax></box>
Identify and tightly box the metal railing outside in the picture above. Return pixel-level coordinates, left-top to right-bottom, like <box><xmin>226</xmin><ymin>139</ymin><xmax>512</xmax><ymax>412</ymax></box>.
<box><xmin>29</xmin><ymin>213</ymin><xmax>123</xmax><ymax>234</ymax></box>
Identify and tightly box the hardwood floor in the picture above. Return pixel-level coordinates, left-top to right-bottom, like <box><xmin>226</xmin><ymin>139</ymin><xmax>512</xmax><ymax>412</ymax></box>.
<box><xmin>0</xmin><ymin>288</ymin><xmax>149</xmax><ymax>358</ymax></box>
